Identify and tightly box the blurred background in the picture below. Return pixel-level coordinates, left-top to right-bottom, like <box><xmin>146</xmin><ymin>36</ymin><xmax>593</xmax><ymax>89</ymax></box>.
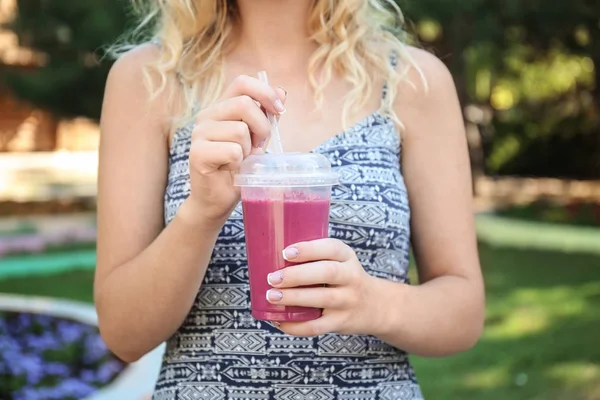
<box><xmin>0</xmin><ymin>0</ymin><xmax>599</xmax><ymax>399</ymax></box>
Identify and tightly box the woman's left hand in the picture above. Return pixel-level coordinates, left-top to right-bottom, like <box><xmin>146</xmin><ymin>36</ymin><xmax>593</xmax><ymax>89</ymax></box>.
<box><xmin>266</xmin><ymin>238</ymin><xmax>384</xmax><ymax>337</ymax></box>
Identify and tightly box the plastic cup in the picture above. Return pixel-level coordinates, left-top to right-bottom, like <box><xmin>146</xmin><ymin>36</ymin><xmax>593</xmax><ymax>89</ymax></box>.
<box><xmin>234</xmin><ymin>152</ymin><xmax>339</xmax><ymax>322</ymax></box>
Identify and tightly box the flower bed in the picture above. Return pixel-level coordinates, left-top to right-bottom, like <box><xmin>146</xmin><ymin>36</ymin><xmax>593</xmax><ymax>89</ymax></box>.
<box><xmin>496</xmin><ymin>199</ymin><xmax>600</xmax><ymax>227</ymax></box>
<box><xmin>0</xmin><ymin>227</ymin><xmax>96</xmax><ymax>258</ymax></box>
<box><xmin>0</xmin><ymin>199</ymin><xmax>96</xmax><ymax>217</ymax></box>
<box><xmin>0</xmin><ymin>312</ymin><xmax>125</xmax><ymax>400</ymax></box>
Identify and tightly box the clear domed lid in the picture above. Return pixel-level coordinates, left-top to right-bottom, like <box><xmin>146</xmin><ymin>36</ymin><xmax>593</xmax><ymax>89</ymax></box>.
<box><xmin>234</xmin><ymin>152</ymin><xmax>339</xmax><ymax>187</ymax></box>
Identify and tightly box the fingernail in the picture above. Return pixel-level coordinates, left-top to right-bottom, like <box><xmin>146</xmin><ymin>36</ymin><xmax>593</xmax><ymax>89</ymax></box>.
<box><xmin>258</xmin><ymin>138</ymin><xmax>267</xmax><ymax>149</ymax></box>
<box><xmin>282</xmin><ymin>247</ymin><xmax>299</xmax><ymax>261</ymax></box>
<box><xmin>278</xmin><ymin>86</ymin><xmax>288</xmax><ymax>98</ymax></box>
<box><xmin>274</xmin><ymin>99</ymin><xmax>286</xmax><ymax>114</ymax></box>
<box><xmin>266</xmin><ymin>289</ymin><xmax>283</xmax><ymax>302</ymax></box>
<box><xmin>267</xmin><ymin>271</ymin><xmax>283</xmax><ymax>285</ymax></box>
<box><xmin>271</xmin><ymin>321</ymin><xmax>281</xmax><ymax>329</ymax></box>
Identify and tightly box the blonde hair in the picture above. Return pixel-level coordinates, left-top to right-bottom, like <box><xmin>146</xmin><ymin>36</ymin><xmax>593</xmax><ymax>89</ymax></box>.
<box><xmin>116</xmin><ymin>0</ymin><xmax>419</xmax><ymax>128</ymax></box>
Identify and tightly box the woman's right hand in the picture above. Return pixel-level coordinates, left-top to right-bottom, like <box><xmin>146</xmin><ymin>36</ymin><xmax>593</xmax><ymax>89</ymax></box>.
<box><xmin>186</xmin><ymin>75</ymin><xmax>286</xmax><ymax>225</ymax></box>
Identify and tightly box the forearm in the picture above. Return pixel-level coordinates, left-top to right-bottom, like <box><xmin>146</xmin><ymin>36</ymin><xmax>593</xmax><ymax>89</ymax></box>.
<box><xmin>96</xmin><ymin>199</ymin><xmax>222</xmax><ymax>362</ymax></box>
<box><xmin>371</xmin><ymin>275</ymin><xmax>484</xmax><ymax>357</ymax></box>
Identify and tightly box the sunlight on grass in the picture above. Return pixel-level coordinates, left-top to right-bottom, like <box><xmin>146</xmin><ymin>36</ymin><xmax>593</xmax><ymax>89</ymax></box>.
<box><xmin>1</xmin><ymin>225</ymin><xmax>599</xmax><ymax>399</ymax></box>
<box><xmin>476</xmin><ymin>215</ymin><xmax>600</xmax><ymax>255</ymax></box>
<box><xmin>463</xmin><ymin>367</ymin><xmax>510</xmax><ymax>389</ymax></box>
<box><xmin>547</xmin><ymin>363</ymin><xmax>600</xmax><ymax>389</ymax></box>
<box><xmin>486</xmin><ymin>306</ymin><xmax>551</xmax><ymax>339</ymax></box>
<box><xmin>412</xmin><ymin>240</ymin><xmax>600</xmax><ymax>400</ymax></box>
<box><xmin>486</xmin><ymin>284</ymin><xmax>600</xmax><ymax>339</ymax></box>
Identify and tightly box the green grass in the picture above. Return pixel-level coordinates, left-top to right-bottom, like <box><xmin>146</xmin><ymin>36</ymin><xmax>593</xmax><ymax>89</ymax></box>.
<box><xmin>0</xmin><ymin>249</ymin><xmax>96</xmax><ymax>280</ymax></box>
<box><xmin>476</xmin><ymin>214</ymin><xmax>600</xmax><ymax>255</ymax></box>
<box><xmin>0</xmin><ymin>270</ymin><xmax>95</xmax><ymax>303</ymax></box>
<box><xmin>0</xmin><ymin>236</ymin><xmax>599</xmax><ymax>399</ymax></box>
<box><xmin>410</xmin><ymin>243</ymin><xmax>600</xmax><ymax>400</ymax></box>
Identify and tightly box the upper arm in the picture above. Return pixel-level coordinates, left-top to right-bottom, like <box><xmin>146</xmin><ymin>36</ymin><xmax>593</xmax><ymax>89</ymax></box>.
<box><xmin>96</xmin><ymin>44</ymin><xmax>174</xmax><ymax>287</ymax></box>
<box><xmin>395</xmin><ymin>47</ymin><xmax>483</xmax><ymax>288</ymax></box>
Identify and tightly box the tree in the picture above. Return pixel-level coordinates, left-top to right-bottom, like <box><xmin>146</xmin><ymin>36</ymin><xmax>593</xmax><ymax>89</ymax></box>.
<box><xmin>401</xmin><ymin>0</ymin><xmax>600</xmax><ymax>179</ymax></box>
<box><xmin>2</xmin><ymin>0</ymin><xmax>130</xmax><ymax>121</ymax></box>
<box><xmin>4</xmin><ymin>0</ymin><xmax>599</xmax><ymax>177</ymax></box>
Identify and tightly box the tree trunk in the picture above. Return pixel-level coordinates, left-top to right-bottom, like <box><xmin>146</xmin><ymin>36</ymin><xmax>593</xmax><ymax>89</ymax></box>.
<box><xmin>438</xmin><ymin>14</ymin><xmax>483</xmax><ymax>194</ymax></box>
<box><xmin>592</xmin><ymin>50</ymin><xmax>600</xmax><ymax>177</ymax></box>
<box><xmin>34</xmin><ymin>111</ymin><xmax>59</xmax><ymax>151</ymax></box>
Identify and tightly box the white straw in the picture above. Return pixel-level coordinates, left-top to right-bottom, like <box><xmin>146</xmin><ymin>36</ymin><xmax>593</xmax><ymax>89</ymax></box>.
<box><xmin>257</xmin><ymin>71</ymin><xmax>284</xmax><ymax>154</ymax></box>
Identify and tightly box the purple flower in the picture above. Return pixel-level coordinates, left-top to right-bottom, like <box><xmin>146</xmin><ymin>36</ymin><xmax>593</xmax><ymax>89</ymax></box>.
<box><xmin>44</xmin><ymin>231</ymin><xmax>70</xmax><ymax>246</ymax></box>
<box><xmin>56</xmin><ymin>320</ymin><xmax>86</xmax><ymax>342</ymax></box>
<box><xmin>0</xmin><ymin>334</ymin><xmax>19</xmax><ymax>352</ymax></box>
<box><xmin>9</xmin><ymin>235</ymin><xmax>46</xmax><ymax>254</ymax></box>
<box><xmin>81</xmin><ymin>368</ymin><xmax>97</xmax><ymax>383</ymax></box>
<box><xmin>32</xmin><ymin>314</ymin><xmax>54</xmax><ymax>327</ymax></box>
<box><xmin>18</xmin><ymin>313</ymin><xmax>33</xmax><ymax>329</ymax></box>
<box><xmin>54</xmin><ymin>378</ymin><xmax>96</xmax><ymax>398</ymax></box>
<box><xmin>83</xmin><ymin>334</ymin><xmax>108</xmax><ymax>364</ymax></box>
<box><xmin>23</xmin><ymin>332</ymin><xmax>61</xmax><ymax>352</ymax></box>
<box><xmin>13</xmin><ymin>387</ymin><xmax>39</xmax><ymax>400</ymax></box>
<box><xmin>44</xmin><ymin>361</ymin><xmax>70</xmax><ymax>377</ymax></box>
<box><xmin>0</xmin><ymin>240</ymin><xmax>8</xmax><ymax>257</ymax></box>
<box><xmin>0</xmin><ymin>312</ymin><xmax>124</xmax><ymax>397</ymax></box>
<box><xmin>6</xmin><ymin>353</ymin><xmax>43</xmax><ymax>382</ymax></box>
<box><xmin>95</xmin><ymin>359</ymin><xmax>123</xmax><ymax>384</ymax></box>
<box><xmin>0</xmin><ymin>339</ymin><xmax>21</xmax><ymax>373</ymax></box>
<box><xmin>70</xmin><ymin>227</ymin><xmax>97</xmax><ymax>242</ymax></box>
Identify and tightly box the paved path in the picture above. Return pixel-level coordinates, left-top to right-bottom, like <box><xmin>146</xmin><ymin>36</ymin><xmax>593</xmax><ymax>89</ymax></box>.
<box><xmin>0</xmin><ymin>151</ymin><xmax>97</xmax><ymax>201</ymax></box>
<box><xmin>2</xmin><ymin>151</ymin><xmax>599</xmax><ymax>204</ymax></box>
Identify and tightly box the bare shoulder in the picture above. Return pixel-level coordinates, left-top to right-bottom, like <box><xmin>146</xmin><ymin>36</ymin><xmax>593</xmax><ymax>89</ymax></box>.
<box><xmin>400</xmin><ymin>46</ymin><xmax>456</xmax><ymax>100</ymax></box>
<box><xmin>102</xmin><ymin>43</ymin><xmax>176</xmax><ymax>137</ymax></box>
<box><xmin>107</xmin><ymin>43</ymin><xmax>161</xmax><ymax>86</ymax></box>
<box><xmin>402</xmin><ymin>46</ymin><xmax>456</xmax><ymax>99</ymax></box>
<box><xmin>395</xmin><ymin>45</ymin><xmax>463</xmax><ymax>138</ymax></box>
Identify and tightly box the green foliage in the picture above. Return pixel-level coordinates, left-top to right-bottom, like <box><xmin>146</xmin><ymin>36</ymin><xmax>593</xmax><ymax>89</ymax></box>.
<box><xmin>409</xmin><ymin>239</ymin><xmax>600</xmax><ymax>399</ymax></box>
<box><xmin>2</xmin><ymin>0</ymin><xmax>131</xmax><ymax>120</ymax></box>
<box><xmin>3</xmin><ymin>0</ymin><xmax>599</xmax><ymax>177</ymax></box>
<box><xmin>400</xmin><ymin>0</ymin><xmax>600</xmax><ymax>179</ymax></box>
<box><xmin>497</xmin><ymin>200</ymin><xmax>600</xmax><ymax>228</ymax></box>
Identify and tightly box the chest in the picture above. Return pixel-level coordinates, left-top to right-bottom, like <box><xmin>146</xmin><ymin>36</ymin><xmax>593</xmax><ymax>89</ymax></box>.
<box><xmin>164</xmin><ymin>113</ymin><xmax>412</xmax><ymax>281</ymax></box>
<box><xmin>224</xmin><ymin>68</ymin><xmax>384</xmax><ymax>153</ymax></box>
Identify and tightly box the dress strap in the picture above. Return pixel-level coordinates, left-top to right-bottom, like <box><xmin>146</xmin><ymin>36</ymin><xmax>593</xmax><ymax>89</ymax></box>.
<box><xmin>381</xmin><ymin>51</ymin><xmax>399</xmax><ymax>104</ymax></box>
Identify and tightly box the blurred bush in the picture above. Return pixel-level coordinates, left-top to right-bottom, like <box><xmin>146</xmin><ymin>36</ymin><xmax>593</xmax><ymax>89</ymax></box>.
<box><xmin>3</xmin><ymin>0</ymin><xmax>599</xmax><ymax>179</ymax></box>
<box><xmin>401</xmin><ymin>0</ymin><xmax>600</xmax><ymax>179</ymax></box>
<box><xmin>2</xmin><ymin>0</ymin><xmax>130</xmax><ymax>120</ymax></box>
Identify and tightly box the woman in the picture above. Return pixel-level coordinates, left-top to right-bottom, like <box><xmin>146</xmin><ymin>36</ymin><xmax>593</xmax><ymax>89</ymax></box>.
<box><xmin>96</xmin><ymin>0</ymin><xmax>485</xmax><ymax>398</ymax></box>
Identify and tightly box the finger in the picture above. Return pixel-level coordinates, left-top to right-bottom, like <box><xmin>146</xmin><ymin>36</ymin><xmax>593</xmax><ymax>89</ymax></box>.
<box><xmin>278</xmin><ymin>314</ymin><xmax>343</xmax><ymax>337</ymax></box>
<box><xmin>268</xmin><ymin>86</ymin><xmax>287</xmax><ymax>126</ymax></box>
<box><xmin>197</xmin><ymin>96</ymin><xmax>271</xmax><ymax>148</ymax></box>
<box><xmin>267</xmin><ymin>261</ymin><xmax>350</xmax><ymax>288</ymax></box>
<box><xmin>193</xmin><ymin>120</ymin><xmax>252</xmax><ymax>157</ymax></box>
<box><xmin>282</xmin><ymin>238</ymin><xmax>355</xmax><ymax>264</ymax></box>
<box><xmin>266</xmin><ymin>287</ymin><xmax>349</xmax><ymax>309</ymax></box>
<box><xmin>189</xmin><ymin>139</ymin><xmax>243</xmax><ymax>174</ymax></box>
<box><xmin>222</xmin><ymin>75</ymin><xmax>286</xmax><ymax>115</ymax></box>
<box><xmin>275</xmin><ymin>86</ymin><xmax>287</xmax><ymax>104</ymax></box>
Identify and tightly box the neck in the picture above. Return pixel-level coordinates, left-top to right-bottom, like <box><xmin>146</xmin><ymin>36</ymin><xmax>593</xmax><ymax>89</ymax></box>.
<box><xmin>231</xmin><ymin>0</ymin><xmax>316</xmax><ymax>72</ymax></box>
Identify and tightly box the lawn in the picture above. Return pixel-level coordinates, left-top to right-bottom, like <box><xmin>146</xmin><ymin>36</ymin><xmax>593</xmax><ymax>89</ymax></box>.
<box><xmin>411</xmin><ymin>243</ymin><xmax>600</xmax><ymax>400</ymax></box>
<box><xmin>0</xmin><ymin>269</ymin><xmax>95</xmax><ymax>303</ymax></box>
<box><xmin>0</xmin><ymin>240</ymin><xmax>599</xmax><ymax>399</ymax></box>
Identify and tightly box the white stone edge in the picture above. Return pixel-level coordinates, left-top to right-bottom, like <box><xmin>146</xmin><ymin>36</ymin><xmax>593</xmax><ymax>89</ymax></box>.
<box><xmin>0</xmin><ymin>294</ymin><xmax>164</xmax><ymax>400</ymax></box>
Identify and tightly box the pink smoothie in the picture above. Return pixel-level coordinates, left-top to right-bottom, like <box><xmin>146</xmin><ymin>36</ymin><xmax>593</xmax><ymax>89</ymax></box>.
<box><xmin>242</xmin><ymin>197</ymin><xmax>331</xmax><ymax>322</ymax></box>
